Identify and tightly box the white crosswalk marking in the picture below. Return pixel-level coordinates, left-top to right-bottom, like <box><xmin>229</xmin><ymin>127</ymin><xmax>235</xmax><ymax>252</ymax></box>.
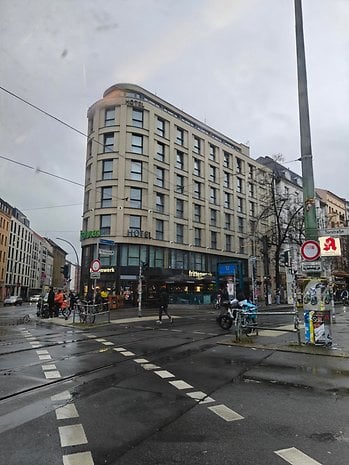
<box><xmin>51</xmin><ymin>391</ymin><xmax>72</xmax><ymax>402</ymax></box>
<box><xmin>169</xmin><ymin>380</ymin><xmax>193</xmax><ymax>390</ymax></box>
<box><xmin>275</xmin><ymin>447</ymin><xmax>323</xmax><ymax>465</ymax></box>
<box><xmin>186</xmin><ymin>391</ymin><xmax>215</xmax><ymax>404</ymax></box>
<box><xmin>154</xmin><ymin>370</ymin><xmax>175</xmax><ymax>379</ymax></box>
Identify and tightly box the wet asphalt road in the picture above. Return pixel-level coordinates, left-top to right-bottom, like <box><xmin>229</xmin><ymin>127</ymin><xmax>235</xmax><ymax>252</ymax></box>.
<box><xmin>0</xmin><ymin>303</ymin><xmax>348</xmax><ymax>465</ymax></box>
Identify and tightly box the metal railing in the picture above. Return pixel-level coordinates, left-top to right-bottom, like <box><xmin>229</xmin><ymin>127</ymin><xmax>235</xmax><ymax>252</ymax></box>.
<box><xmin>72</xmin><ymin>301</ymin><xmax>110</xmax><ymax>324</ymax></box>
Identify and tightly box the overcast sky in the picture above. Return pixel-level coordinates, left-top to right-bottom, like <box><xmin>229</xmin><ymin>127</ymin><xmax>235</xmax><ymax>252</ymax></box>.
<box><xmin>1</xmin><ymin>0</ymin><xmax>348</xmax><ymax>262</ymax></box>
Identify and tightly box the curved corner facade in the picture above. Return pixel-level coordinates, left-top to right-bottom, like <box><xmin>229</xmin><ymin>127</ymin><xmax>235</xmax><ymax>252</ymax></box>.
<box><xmin>80</xmin><ymin>83</ymin><xmax>269</xmax><ymax>302</ymax></box>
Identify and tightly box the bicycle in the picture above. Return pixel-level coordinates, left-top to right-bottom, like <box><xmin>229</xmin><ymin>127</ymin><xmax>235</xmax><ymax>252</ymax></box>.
<box><xmin>76</xmin><ymin>300</ymin><xmax>98</xmax><ymax>324</ymax></box>
<box><xmin>234</xmin><ymin>305</ymin><xmax>258</xmax><ymax>342</ymax></box>
<box><xmin>340</xmin><ymin>289</ymin><xmax>349</xmax><ymax>305</ymax></box>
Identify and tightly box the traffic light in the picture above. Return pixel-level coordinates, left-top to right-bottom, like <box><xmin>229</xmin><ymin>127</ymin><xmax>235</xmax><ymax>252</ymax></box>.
<box><xmin>60</xmin><ymin>264</ymin><xmax>70</xmax><ymax>279</ymax></box>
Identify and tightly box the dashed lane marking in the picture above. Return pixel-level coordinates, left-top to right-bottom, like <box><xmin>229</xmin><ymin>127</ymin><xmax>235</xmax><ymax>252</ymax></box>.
<box><xmin>36</xmin><ymin>349</ymin><xmax>49</xmax><ymax>355</ymax></box>
<box><xmin>275</xmin><ymin>447</ymin><xmax>323</xmax><ymax>465</ymax></box>
<box><xmin>44</xmin><ymin>370</ymin><xmax>61</xmax><ymax>379</ymax></box>
<box><xmin>169</xmin><ymin>380</ymin><xmax>193</xmax><ymax>390</ymax></box>
<box><xmin>102</xmin><ymin>341</ymin><xmax>114</xmax><ymax>346</ymax></box>
<box><xmin>154</xmin><ymin>370</ymin><xmax>175</xmax><ymax>379</ymax></box>
<box><xmin>51</xmin><ymin>391</ymin><xmax>72</xmax><ymax>402</ymax></box>
<box><xmin>120</xmin><ymin>351</ymin><xmax>135</xmax><ymax>356</ymax></box>
<box><xmin>95</xmin><ymin>338</ymin><xmax>107</xmax><ymax>342</ymax></box>
<box><xmin>208</xmin><ymin>404</ymin><xmax>244</xmax><ymax>422</ymax></box>
<box><xmin>42</xmin><ymin>364</ymin><xmax>57</xmax><ymax>371</ymax></box>
<box><xmin>113</xmin><ymin>347</ymin><xmax>126</xmax><ymax>352</ymax></box>
<box><xmin>38</xmin><ymin>354</ymin><xmax>52</xmax><ymax>360</ymax></box>
<box><xmin>63</xmin><ymin>451</ymin><xmax>95</xmax><ymax>465</ymax></box>
<box><xmin>58</xmin><ymin>424</ymin><xmax>88</xmax><ymax>447</ymax></box>
<box><xmin>134</xmin><ymin>358</ymin><xmax>150</xmax><ymax>364</ymax></box>
<box><xmin>56</xmin><ymin>403</ymin><xmax>79</xmax><ymax>420</ymax></box>
<box><xmin>186</xmin><ymin>391</ymin><xmax>215</xmax><ymax>404</ymax></box>
<box><xmin>141</xmin><ymin>363</ymin><xmax>161</xmax><ymax>370</ymax></box>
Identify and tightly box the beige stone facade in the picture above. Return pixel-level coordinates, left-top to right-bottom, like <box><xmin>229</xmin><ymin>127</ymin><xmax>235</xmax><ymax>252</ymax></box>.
<box><xmin>81</xmin><ymin>84</ymin><xmax>270</xmax><ymax>299</ymax></box>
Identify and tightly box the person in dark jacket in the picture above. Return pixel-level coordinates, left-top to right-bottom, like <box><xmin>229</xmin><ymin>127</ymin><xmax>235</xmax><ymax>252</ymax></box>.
<box><xmin>157</xmin><ymin>285</ymin><xmax>173</xmax><ymax>324</ymax></box>
<box><xmin>47</xmin><ymin>287</ymin><xmax>55</xmax><ymax>318</ymax></box>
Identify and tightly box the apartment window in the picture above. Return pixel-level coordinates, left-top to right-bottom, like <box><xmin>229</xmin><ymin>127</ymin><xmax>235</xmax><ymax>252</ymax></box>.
<box><xmin>130</xmin><ymin>160</ymin><xmax>142</xmax><ymax>181</ymax></box>
<box><xmin>193</xmin><ymin>158</ymin><xmax>201</xmax><ymax>177</ymax></box>
<box><xmin>210</xmin><ymin>187</ymin><xmax>217</xmax><ymax>205</ymax></box>
<box><xmin>88</xmin><ymin>118</ymin><xmax>93</xmax><ymax>134</ymax></box>
<box><xmin>131</xmin><ymin>134</ymin><xmax>143</xmax><ymax>153</ymax></box>
<box><xmin>224</xmin><ymin>193</ymin><xmax>231</xmax><ymax>209</ymax></box>
<box><xmin>225</xmin><ymin>234</ymin><xmax>232</xmax><ymax>251</ymax></box>
<box><xmin>210</xmin><ymin>208</ymin><xmax>217</xmax><ymax>226</ymax></box>
<box><xmin>209</xmin><ymin>144</ymin><xmax>216</xmax><ymax>161</ymax></box>
<box><xmin>130</xmin><ymin>187</ymin><xmax>142</xmax><ymax>208</ymax></box>
<box><xmin>236</xmin><ymin>157</ymin><xmax>243</xmax><ymax>174</ymax></box>
<box><xmin>223</xmin><ymin>151</ymin><xmax>231</xmax><ymax>168</ymax></box>
<box><xmin>193</xmin><ymin>181</ymin><xmax>201</xmax><ymax>199</ymax></box>
<box><xmin>176</xmin><ymin>199</ymin><xmax>184</xmax><ymax>218</ymax></box>
<box><xmin>194</xmin><ymin>228</ymin><xmax>201</xmax><ymax>247</ymax></box>
<box><xmin>156</xmin><ymin>167</ymin><xmax>165</xmax><ymax>187</ymax></box>
<box><xmin>248</xmin><ymin>182</ymin><xmax>254</xmax><ymax>197</ymax></box>
<box><xmin>176</xmin><ymin>150</ymin><xmax>184</xmax><ymax>170</ymax></box>
<box><xmin>176</xmin><ymin>127</ymin><xmax>184</xmax><ymax>145</ymax></box>
<box><xmin>100</xmin><ymin>215</ymin><xmax>111</xmax><ymax>235</ymax></box>
<box><xmin>103</xmin><ymin>133</ymin><xmax>114</xmax><ymax>153</ymax></box>
<box><xmin>156</xmin><ymin>193</ymin><xmax>165</xmax><ymax>213</ymax></box>
<box><xmin>249</xmin><ymin>201</ymin><xmax>256</xmax><ymax>217</ymax></box>
<box><xmin>237</xmin><ymin>197</ymin><xmax>244</xmax><ymax>213</ymax></box>
<box><xmin>84</xmin><ymin>190</ymin><xmax>90</xmax><ymax>212</ymax></box>
<box><xmin>223</xmin><ymin>172</ymin><xmax>230</xmax><ymax>189</ymax></box>
<box><xmin>156</xmin><ymin>142</ymin><xmax>165</xmax><ymax>162</ymax></box>
<box><xmin>239</xmin><ymin>237</ymin><xmax>245</xmax><ymax>254</ymax></box>
<box><xmin>193</xmin><ymin>135</ymin><xmax>201</xmax><ymax>154</ymax></box>
<box><xmin>209</xmin><ymin>165</ymin><xmax>217</xmax><ymax>183</ymax></box>
<box><xmin>157</xmin><ymin>117</ymin><xmax>166</xmax><ymax>137</ymax></box>
<box><xmin>248</xmin><ymin>164</ymin><xmax>255</xmax><ymax>179</ymax></box>
<box><xmin>132</xmin><ymin>108</ymin><xmax>143</xmax><ymax>128</ymax></box>
<box><xmin>176</xmin><ymin>174</ymin><xmax>184</xmax><ymax>193</ymax></box>
<box><xmin>101</xmin><ymin>187</ymin><xmax>112</xmax><ymax>208</ymax></box>
<box><xmin>87</xmin><ymin>140</ymin><xmax>92</xmax><ymax>158</ymax></box>
<box><xmin>176</xmin><ymin>224</ymin><xmax>184</xmax><ymax>243</ymax></box>
<box><xmin>211</xmin><ymin>231</ymin><xmax>217</xmax><ymax>249</ymax></box>
<box><xmin>225</xmin><ymin>213</ymin><xmax>232</xmax><ymax>230</ymax></box>
<box><xmin>156</xmin><ymin>219</ymin><xmax>164</xmax><ymax>240</ymax></box>
<box><xmin>129</xmin><ymin>215</ymin><xmax>141</xmax><ymax>231</ymax></box>
<box><xmin>105</xmin><ymin>108</ymin><xmax>115</xmax><ymax>127</ymax></box>
<box><xmin>102</xmin><ymin>159</ymin><xmax>113</xmax><ymax>180</ymax></box>
<box><xmin>194</xmin><ymin>204</ymin><xmax>201</xmax><ymax>222</ymax></box>
<box><xmin>86</xmin><ymin>165</ymin><xmax>91</xmax><ymax>183</ymax></box>
<box><xmin>236</xmin><ymin>177</ymin><xmax>243</xmax><ymax>193</ymax></box>
<box><xmin>238</xmin><ymin>217</ymin><xmax>244</xmax><ymax>233</ymax></box>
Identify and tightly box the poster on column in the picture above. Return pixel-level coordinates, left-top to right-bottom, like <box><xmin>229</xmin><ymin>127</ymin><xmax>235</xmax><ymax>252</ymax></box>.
<box><xmin>303</xmin><ymin>279</ymin><xmax>332</xmax><ymax>346</ymax></box>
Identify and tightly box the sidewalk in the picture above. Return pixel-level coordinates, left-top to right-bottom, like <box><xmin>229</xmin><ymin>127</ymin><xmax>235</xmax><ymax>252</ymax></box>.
<box><xmin>41</xmin><ymin>301</ymin><xmax>349</xmax><ymax>358</ymax></box>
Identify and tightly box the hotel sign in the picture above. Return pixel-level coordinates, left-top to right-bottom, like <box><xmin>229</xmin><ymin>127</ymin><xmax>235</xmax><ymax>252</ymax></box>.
<box><xmin>127</xmin><ymin>230</ymin><xmax>151</xmax><ymax>239</ymax></box>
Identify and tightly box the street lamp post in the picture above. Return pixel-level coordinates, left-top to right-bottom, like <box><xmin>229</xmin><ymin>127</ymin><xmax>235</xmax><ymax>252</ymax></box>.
<box><xmin>56</xmin><ymin>237</ymin><xmax>80</xmax><ymax>292</ymax></box>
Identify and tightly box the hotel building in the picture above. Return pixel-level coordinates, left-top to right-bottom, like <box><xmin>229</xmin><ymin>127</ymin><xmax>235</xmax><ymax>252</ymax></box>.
<box><xmin>80</xmin><ymin>84</ymin><xmax>271</xmax><ymax>303</ymax></box>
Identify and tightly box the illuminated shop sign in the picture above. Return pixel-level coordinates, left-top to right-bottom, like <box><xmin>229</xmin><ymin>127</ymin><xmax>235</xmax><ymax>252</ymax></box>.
<box><xmin>189</xmin><ymin>270</ymin><xmax>213</xmax><ymax>279</ymax></box>
<box><xmin>80</xmin><ymin>230</ymin><xmax>101</xmax><ymax>241</ymax></box>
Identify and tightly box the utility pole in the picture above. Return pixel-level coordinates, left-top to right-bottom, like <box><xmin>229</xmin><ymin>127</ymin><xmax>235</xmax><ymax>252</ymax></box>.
<box><xmin>294</xmin><ymin>0</ymin><xmax>318</xmax><ymax>242</ymax></box>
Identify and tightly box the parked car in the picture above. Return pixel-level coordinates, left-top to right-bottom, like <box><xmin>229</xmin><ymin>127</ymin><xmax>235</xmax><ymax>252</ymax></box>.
<box><xmin>4</xmin><ymin>295</ymin><xmax>23</xmax><ymax>306</ymax></box>
<box><xmin>29</xmin><ymin>294</ymin><xmax>41</xmax><ymax>303</ymax></box>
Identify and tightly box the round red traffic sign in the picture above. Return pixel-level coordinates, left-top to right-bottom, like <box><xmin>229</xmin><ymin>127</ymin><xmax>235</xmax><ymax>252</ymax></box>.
<box><xmin>301</xmin><ymin>240</ymin><xmax>321</xmax><ymax>261</ymax></box>
<box><xmin>90</xmin><ymin>259</ymin><xmax>101</xmax><ymax>272</ymax></box>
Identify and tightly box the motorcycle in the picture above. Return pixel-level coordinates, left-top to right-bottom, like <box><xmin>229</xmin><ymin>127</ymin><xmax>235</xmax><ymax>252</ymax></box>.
<box><xmin>217</xmin><ymin>298</ymin><xmax>258</xmax><ymax>336</ymax></box>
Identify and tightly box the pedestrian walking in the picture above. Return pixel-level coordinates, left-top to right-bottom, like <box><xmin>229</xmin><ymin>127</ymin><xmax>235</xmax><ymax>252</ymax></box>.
<box><xmin>157</xmin><ymin>285</ymin><xmax>173</xmax><ymax>324</ymax></box>
<box><xmin>48</xmin><ymin>286</ymin><xmax>55</xmax><ymax>318</ymax></box>
<box><xmin>54</xmin><ymin>289</ymin><xmax>64</xmax><ymax>317</ymax></box>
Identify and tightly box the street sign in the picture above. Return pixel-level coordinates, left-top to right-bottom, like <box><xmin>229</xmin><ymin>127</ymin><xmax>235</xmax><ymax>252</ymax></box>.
<box><xmin>300</xmin><ymin>240</ymin><xmax>321</xmax><ymax>261</ymax></box>
<box><xmin>319</xmin><ymin>227</ymin><xmax>349</xmax><ymax>237</ymax></box>
<box><xmin>99</xmin><ymin>249</ymin><xmax>114</xmax><ymax>256</ymax></box>
<box><xmin>90</xmin><ymin>259</ymin><xmax>101</xmax><ymax>272</ymax></box>
<box><xmin>99</xmin><ymin>239</ymin><xmax>115</xmax><ymax>245</ymax></box>
<box><xmin>302</xmin><ymin>261</ymin><xmax>322</xmax><ymax>273</ymax></box>
<box><xmin>90</xmin><ymin>271</ymin><xmax>100</xmax><ymax>279</ymax></box>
